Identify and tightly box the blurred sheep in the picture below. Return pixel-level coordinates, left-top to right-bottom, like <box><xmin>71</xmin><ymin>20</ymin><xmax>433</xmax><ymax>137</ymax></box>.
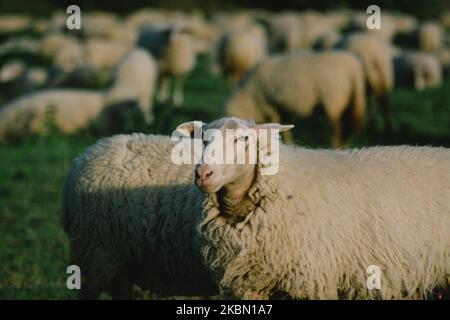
<box><xmin>339</xmin><ymin>33</ymin><xmax>394</xmax><ymax>125</ymax></box>
<box><xmin>0</xmin><ymin>49</ymin><xmax>157</xmax><ymax>141</ymax></box>
<box><xmin>419</xmin><ymin>22</ymin><xmax>444</xmax><ymax>52</ymax></box>
<box><xmin>138</xmin><ymin>27</ymin><xmax>196</xmax><ymax>107</ymax></box>
<box><xmin>394</xmin><ymin>52</ymin><xmax>442</xmax><ymax>91</ymax></box>
<box><xmin>224</xmin><ymin>51</ymin><xmax>366</xmax><ymax>147</ymax></box>
<box><xmin>0</xmin><ymin>14</ymin><xmax>32</xmax><ymax>33</ymax></box>
<box><xmin>0</xmin><ymin>61</ymin><xmax>47</xmax><ymax>99</ymax></box>
<box><xmin>217</xmin><ymin>24</ymin><xmax>267</xmax><ymax>82</ymax></box>
<box><xmin>83</xmin><ymin>38</ymin><xmax>132</xmax><ymax>70</ymax></box>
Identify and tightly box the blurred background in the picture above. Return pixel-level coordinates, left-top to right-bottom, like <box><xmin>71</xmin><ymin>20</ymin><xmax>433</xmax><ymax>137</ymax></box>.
<box><xmin>0</xmin><ymin>0</ymin><xmax>449</xmax><ymax>299</ymax></box>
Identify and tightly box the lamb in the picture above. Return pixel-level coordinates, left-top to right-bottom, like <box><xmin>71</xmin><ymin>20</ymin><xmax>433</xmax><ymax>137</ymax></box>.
<box><xmin>223</xmin><ymin>51</ymin><xmax>366</xmax><ymax>148</ymax></box>
<box><xmin>61</xmin><ymin>133</ymin><xmax>217</xmax><ymax>299</ymax></box>
<box><xmin>0</xmin><ymin>49</ymin><xmax>157</xmax><ymax>141</ymax></box>
<box><xmin>338</xmin><ymin>33</ymin><xmax>393</xmax><ymax>125</ymax></box>
<box><xmin>419</xmin><ymin>22</ymin><xmax>444</xmax><ymax>53</ymax></box>
<box><xmin>393</xmin><ymin>52</ymin><xmax>442</xmax><ymax>91</ymax></box>
<box><xmin>217</xmin><ymin>24</ymin><xmax>267</xmax><ymax>82</ymax></box>
<box><xmin>138</xmin><ymin>26</ymin><xmax>196</xmax><ymax>107</ymax></box>
<box><xmin>179</xmin><ymin>116</ymin><xmax>450</xmax><ymax>300</ymax></box>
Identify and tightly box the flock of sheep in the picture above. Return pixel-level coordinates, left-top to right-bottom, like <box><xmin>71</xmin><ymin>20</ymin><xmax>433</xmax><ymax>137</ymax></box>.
<box><xmin>0</xmin><ymin>9</ymin><xmax>449</xmax><ymax>145</ymax></box>
<box><xmin>0</xmin><ymin>8</ymin><xmax>449</xmax><ymax>299</ymax></box>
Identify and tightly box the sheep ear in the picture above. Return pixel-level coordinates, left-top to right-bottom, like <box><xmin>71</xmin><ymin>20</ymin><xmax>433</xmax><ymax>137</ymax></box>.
<box><xmin>176</xmin><ymin>121</ymin><xmax>203</xmax><ymax>137</ymax></box>
<box><xmin>253</xmin><ymin>123</ymin><xmax>294</xmax><ymax>133</ymax></box>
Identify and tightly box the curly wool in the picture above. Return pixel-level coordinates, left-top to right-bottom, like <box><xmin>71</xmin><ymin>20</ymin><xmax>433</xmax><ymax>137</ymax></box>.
<box><xmin>200</xmin><ymin>144</ymin><xmax>450</xmax><ymax>299</ymax></box>
<box><xmin>62</xmin><ymin>133</ymin><xmax>217</xmax><ymax>298</ymax></box>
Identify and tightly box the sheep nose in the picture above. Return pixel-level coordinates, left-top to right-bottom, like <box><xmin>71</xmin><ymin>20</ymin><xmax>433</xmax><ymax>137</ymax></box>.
<box><xmin>196</xmin><ymin>166</ymin><xmax>214</xmax><ymax>182</ymax></box>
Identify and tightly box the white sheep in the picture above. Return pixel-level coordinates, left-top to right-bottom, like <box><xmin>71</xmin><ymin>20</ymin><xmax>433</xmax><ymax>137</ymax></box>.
<box><xmin>338</xmin><ymin>33</ymin><xmax>394</xmax><ymax>125</ymax></box>
<box><xmin>178</xmin><ymin>117</ymin><xmax>450</xmax><ymax>300</ymax></box>
<box><xmin>419</xmin><ymin>22</ymin><xmax>444</xmax><ymax>53</ymax></box>
<box><xmin>394</xmin><ymin>52</ymin><xmax>442</xmax><ymax>91</ymax></box>
<box><xmin>105</xmin><ymin>49</ymin><xmax>158</xmax><ymax>124</ymax></box>
<box><xmin>217</xmin><ymin>24</ymin><xmax>267</xmax><ymax>82</ymax></box>
<box><xmin>62</xmin><ymin>133</ymin><xmax>217</xmax><ymax>299</ymax></box>
<box><xmin>139</xmin><ymin>27</ymin><xmax>196</xmax><ymax>107</ymax></box>
<box><xmin>83</xmin><ymin>38</ymin><xmax>132</xmax><ymax>70</ymax></box>
<box><xmin>0</xmin><ymin>49</ymin><xmax>157</xmax><ymax>141</ymax></box>
<box><xmin>223</xmin><ymin>51</ymin><xmax>366</xmax><ymax>147</ymax></box>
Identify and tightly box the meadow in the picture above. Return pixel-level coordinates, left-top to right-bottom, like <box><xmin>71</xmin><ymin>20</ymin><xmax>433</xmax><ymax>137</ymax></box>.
<box><xmin>0</xmin><ymin>54</ymin><xmax>449</xmax><ymax>299</ymax></box>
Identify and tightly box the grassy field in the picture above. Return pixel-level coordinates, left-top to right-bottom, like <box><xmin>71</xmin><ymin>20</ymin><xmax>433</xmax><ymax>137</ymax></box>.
<box><xmin>0</xmin><ymin>55</ymin><xmax>449</xmax><ymax>299</ymax></box>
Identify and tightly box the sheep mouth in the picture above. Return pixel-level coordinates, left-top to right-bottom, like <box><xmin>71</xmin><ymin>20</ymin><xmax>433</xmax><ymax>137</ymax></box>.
<box><xmin>195</xmin><ymin>177</ymin><xmax>224</xmax><ymax>193</ymax></box>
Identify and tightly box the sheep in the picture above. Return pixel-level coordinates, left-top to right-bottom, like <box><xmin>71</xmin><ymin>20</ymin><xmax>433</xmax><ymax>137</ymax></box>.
<box><xmin>223</xmin><ymin>51</ymin><xmax>366</xmax><ymax>148</ymax></box>
<box><xmin>0</xmin><ymin>49</ymin><xmax>157</xmax><ymax>141</ymax></box>
<box><xmin>419</xmin><ymin>22</ymin><xmax>444</xmax><ymax>53</ymax></box>
<box><xmin>0</xmin><ymin>61</ymin><xmax>47</xmax><ymax>100</ymax></box>
<box><xmin>40</xmin><ymin>33</ymin><xmax>84</xmax><ymax>73</ymax></box>
<box><xmin>0</xmin><ymin>14</ymin><xmax>32</xmax><ymax>33</ymax></box>
<box><xmin>179</xmin><ymin>116</ymin><xmax>450</xmax><ymax>300</ymax></box>
<box><xmin>268</xmin><ymin>13</ymin><xmax>304</xmax><ymax>53</ymax></box>
<box><xmin>393</xmin><ymin>52</ymin><xmax>442</xmax><ymax>91</ymax></box>
<box><xmin>83</xmin><ymin>38</ymin><xmax>132</xmax><ymax>71</ymax></box>
<box><xmin>217</xmin><ymin>24</ymin><xmax>267</xmax><ymax>82</ymax></box>
<box><xmin>338</xmin><ymin>33</ymin><xmax>393</xmax><ymax>126</ymax></box>
<box><xmin>62</xmin><ymin>133</ymin><xmax>217</xmax><ymax>299</ymax></box>
<box><xmin>104</xmin><ymin>49</ymin><xmax>158</xmax><ymax>124</ymax></box>
<box><xmin>138</xmin><ymin>27</ymin><xmax>196</xmax><ymax>107</ymax></box>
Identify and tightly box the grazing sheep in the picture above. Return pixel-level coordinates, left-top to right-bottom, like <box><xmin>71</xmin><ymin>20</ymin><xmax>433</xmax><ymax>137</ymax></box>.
<box><xmin>217</xmin><ymin>24</ymin><xmax>267</xmax><ymax>82</ymax></box>
<box><xmin>0</xmin><ymin>49</ymin><xmax>157</xmax><ymax>141</ymax></box>
<box><xmin>180</xmin><ymin>117</ymin><xmax>450</xmax><ymax>300</ymax></box>
<box><xmin>139</xmin><ymin>27</ymin><xmax>196</xmax><ymax>107</ymax></box>
<box><xmin>0</xmin><ymin>62</ymin><xmax>47</xmax><ymax>99</ymax></box>
<box><xmin>62</xmin><ymin>133</ymin><xmax>217</xmax><ymax>299</ymax></box>
<box><xmin>419</xmin><ymin>22</ymin><xmax>444</xmax><ymax>53</ymax></box>
<box><xmin>0</xmin><ymin>14</ymin><xmax>32</xmax><ymax>33</ymax></box>
<box><xmin>268</xmin><ymin>13</ymin><xmax>304</xmax><ymax>53</ymax></box>
<box><xmin>105</xmin><ymin>49</ymin><xmax>158</xmax><ymax>124</ymax></box>
<box><xmin>223</xmin><ymin>51</ymin><xmax>366</xmax><ymax>147</ymax></box>
<box><xmin>339</xmin><ymin>33</ymin><xmax>393</xmax><ymax>125</ymax></box>
<box><xmin>394</xmin><ymin>52</ymin><xmax>442</xmax><ymax>91</ymax></box>
<box><xmin>83</xmin><ymin>38</ymin><xmax>132</xmax><ymax>70</ymax></box>
<box><xmin>0</xmin><ymin>90</ymin><xmax>104</xmax><ymax>141</ymax></box>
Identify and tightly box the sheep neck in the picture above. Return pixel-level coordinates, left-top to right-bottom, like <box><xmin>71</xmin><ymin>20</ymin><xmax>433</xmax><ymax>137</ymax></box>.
<box><xmin>216</xmin><ymin>168</ymin><xmax>257</xmax><ymax>223</ymax></box>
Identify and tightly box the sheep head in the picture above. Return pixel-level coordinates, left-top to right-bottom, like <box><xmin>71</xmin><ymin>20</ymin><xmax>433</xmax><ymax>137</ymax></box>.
<box><xmin>176</xmin><ymin>117</ymin><xmax>293</xmax><ymax>195</ymax></box>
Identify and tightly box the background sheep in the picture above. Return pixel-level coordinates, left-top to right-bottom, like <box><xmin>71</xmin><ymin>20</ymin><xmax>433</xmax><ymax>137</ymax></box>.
<box><xmin>223</xmin><ymin>51</ymin><xmax>366</xmax><ymax>147</ymax></box>
<box><xmin>338</xmin><ymin>33</ymin><xmax>394</xmax><ymax>126</ymax></box>
<box><xmin>104</xmin><ymin>49</ymin><xmax>158</xmax><ymax>124</ymax></box>
<box><xmin>62</xmin><ymin>133</ymin><xmax>217</xmax><ymax>299</ymax></box>
<box><xmin>394</xmin><ymin>52</ymin><xmax>443</xmax><ymax>91</ymax></box>
<box><xmin>138</xmin><ymin>26</ymin><xmax>196</xmax><ymax>107</ymax></box>
<box><xmin>217</xmin><ymin>24</ymin><xmax>267</xmax><ymax>82</ymax></box>
<box><xmin>419</xmin><ymin>21</ymin><xmax>444</xmax><ymax>52</ymax></box>
<box><xmin>184</xmin><ymin>117</ymin><xmax>450</xmax><ymax>299</ymax></box>
<box><xmin>0</xmin><ymin>49</ymin><xmax>157</xmax><ymax>141</ymax></box>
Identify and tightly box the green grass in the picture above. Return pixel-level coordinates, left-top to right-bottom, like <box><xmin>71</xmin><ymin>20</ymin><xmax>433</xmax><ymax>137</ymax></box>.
<box><xmin>0</xmin><ymin>54</ymin><xmax>449</xmax><ymax>299</ymax></box>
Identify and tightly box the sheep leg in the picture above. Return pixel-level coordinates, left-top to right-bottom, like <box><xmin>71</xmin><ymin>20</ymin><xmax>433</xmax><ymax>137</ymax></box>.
<box><xmin>173</xmin><ymin>77</ymin><xmax>184</xmax><ymax>107</ymax></box>
<box><xmin>330</xmin><ymin>118</ymin><xmax>343</xmax><ymax>149</ymax></box>
<box><xmin>158</xmin><ymin>75</ymin><xmax>169</xmax><ymax>104</ymax></box>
